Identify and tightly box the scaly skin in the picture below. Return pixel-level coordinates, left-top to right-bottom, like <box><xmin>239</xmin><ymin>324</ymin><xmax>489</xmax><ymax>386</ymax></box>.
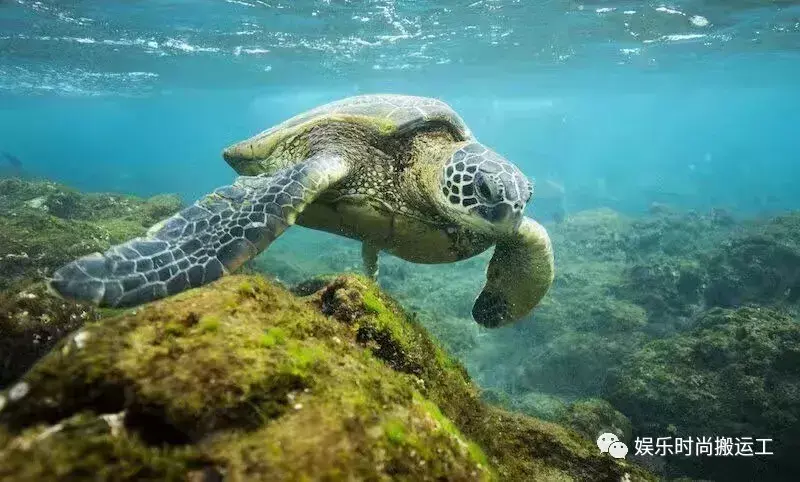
<box><xmin>49</xmin><ymin>154</ymin><xmax>349</xmax><ymax>307</ymax></box>
<box><xmin>474</xmin><ymin>217</ymin><xmax>555</xmax><ymax>327</ymax></box>
<box><xmin>48</xmin><ymin>95</ymin><xmax>554</xmax><ymax>327</ymax></box>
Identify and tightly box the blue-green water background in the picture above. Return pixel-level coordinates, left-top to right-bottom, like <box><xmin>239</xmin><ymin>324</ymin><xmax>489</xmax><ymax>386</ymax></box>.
<box><xmin>2</xmin><ymin>0</ymin><xmax>799</xmax><ymax>216</ymax></box>
<box><xmin>2</xmin><ymin>3</ymin><xmax>800</xmax><ymax>476</ymax></box>
<box><xmin>3</xmin><ymin>0</ymin><xmax>800</xmax><ymax>386</ymax></box>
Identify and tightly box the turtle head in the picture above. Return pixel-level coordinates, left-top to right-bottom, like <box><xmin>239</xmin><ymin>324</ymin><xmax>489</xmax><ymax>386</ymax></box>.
<box><xmin>222</xmin><ymin>134</ymin><xmax>272</xmax><ymax>176</ymax></box>
<box><xmin>437</xmin><ymin>142</ymin><xmax>532</xmax><ymax>234</ymax></box>
<box><xmin>222</xmin><ymin>126</ymin><xmax>296</xmax><ymax>176</ymax></box>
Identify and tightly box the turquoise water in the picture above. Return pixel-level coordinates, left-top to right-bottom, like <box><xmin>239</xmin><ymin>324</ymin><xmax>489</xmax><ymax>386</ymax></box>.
<box><xmin>3</xmin><ymin>2</ymin><xmax>800</xmax><ymax>480</ymax></box>
<box><xmin>2</xmin><ymin>1</ymin><xmax>799</xmax><ymax>214</ymax></box>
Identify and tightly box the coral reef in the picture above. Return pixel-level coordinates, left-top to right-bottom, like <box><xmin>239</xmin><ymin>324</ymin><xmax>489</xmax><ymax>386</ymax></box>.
<box><xmin>0</xmin><ymin>274</ymin><xmax>653</xmax><ymax>481</ymax></box>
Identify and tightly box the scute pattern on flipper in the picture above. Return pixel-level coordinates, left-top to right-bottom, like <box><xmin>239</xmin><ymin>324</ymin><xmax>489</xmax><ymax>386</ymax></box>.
<box><xmin>48</xmin><ymin>154</ymin><xmax>347</xmax><ymax>307</ymax></box>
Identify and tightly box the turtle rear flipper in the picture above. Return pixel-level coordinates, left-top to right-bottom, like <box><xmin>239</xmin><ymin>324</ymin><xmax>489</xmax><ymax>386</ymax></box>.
<box><xmin>472</xmin><ymin>217</ymin><xmax>554</xmax><ymax>328</ymax></box>
<box><xmin>48</xmin><ymin>152</ymin><xmax>348</xmax><ymax>307</ymax></box>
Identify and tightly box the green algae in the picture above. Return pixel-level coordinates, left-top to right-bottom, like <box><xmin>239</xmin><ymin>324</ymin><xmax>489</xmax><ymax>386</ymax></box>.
<box><xmin>606</xmin><ymin>306</ymin><xmax>800</xmax><ymax>481</ymax></box>
<box><xmin>0</xmin><ymin>178</ymin><xmax>182</xmax><ymax>292</ymax></box>
<box><xmin>0</xmin><ymin>412</ymin><xmax>207</xmax><ymax>481</ymax></box>
<box><xmin>557</xmin><ymin>398</ymin><xmax>632</xmax><ymax>443</ymax></box>
<box><xmin>307</xmin><ymin>275</ymin><xmax>652</xmax><ymax>481</ymax></box>
<box><xmin>259</xmin><ymin>326</ymin><xmax>288</xmax><ymax>347</ymax></box>
<box><xmin>0</xmin><ymin>274</ymin><xmax>652</xmax><ymax>481</ymax></box>
<box><xmin>0</xmin><ymin>178</ymin><xmax>183</xmax><ymax>389</ymax></box>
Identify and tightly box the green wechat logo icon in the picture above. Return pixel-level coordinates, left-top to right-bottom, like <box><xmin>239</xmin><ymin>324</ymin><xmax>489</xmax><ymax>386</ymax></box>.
<box><xmin>597</xmin><ymin>432</ymin><xmax>628</xmax><ymax>459</ymax></box>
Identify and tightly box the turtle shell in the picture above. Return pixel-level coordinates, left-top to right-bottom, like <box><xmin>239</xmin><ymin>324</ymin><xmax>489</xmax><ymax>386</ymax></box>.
<box><xmin>222</xmin><ymin>94</ymin><xmax>473</xmax><ymax>175</ymax></box>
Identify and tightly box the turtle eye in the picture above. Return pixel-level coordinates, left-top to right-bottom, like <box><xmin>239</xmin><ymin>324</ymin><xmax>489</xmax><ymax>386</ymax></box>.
<box><xmin>475</xmin><ymin>174</ymin><xmax>499</xmax><ymax>203</ymax></box>
<box><xmin>478</xmin><ymin>182</ymin><xmax>492</xmax><ymax>200</ymax></box>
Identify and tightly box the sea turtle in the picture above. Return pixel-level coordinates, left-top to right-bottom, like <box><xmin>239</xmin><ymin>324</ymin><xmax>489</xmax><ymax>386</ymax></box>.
<box><xmin>48</xmin><ymin>94</ymin><xmax>554</xmax><ymax>327</ymax></box>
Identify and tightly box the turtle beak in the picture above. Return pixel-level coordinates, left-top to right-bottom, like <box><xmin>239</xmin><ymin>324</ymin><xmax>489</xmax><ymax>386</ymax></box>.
<box><xmin>222</xmin><ymin>144</ymin><xmax>253</xmax><ymax>163</ymax></box>
<box><xmin>494</xmin><ymin>204</ymin><xmax>523</xmax><ymax>232</ymax></box>
<box><xmin>489</xmin><ymin>203</ymin><xmax>514</xmax><ymax>224</ymax></box>
<box><xmin>473</xmin><ymin>204</ymin><xmax>522</xmax><ymax>232</ymax></box>
<box><xmin>222</xmin><ymin>140</ymin><xmax>266</xmax><ymax>176</ymax></box>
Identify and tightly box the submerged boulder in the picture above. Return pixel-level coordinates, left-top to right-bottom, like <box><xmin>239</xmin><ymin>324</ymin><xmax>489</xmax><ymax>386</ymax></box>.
<box><xmin>483</xmin><ymin>391</ymin><xmax>633</xmax><ymax>448</ymax></box>
<box><xmin>605</xmin><ymin>306</ymin><xmax>800</xmax><ymax>481</ymax></box>
<box><xmin>557</xmin><ymin>398</ymin><xmax>633</xmax><ymax>445</ymax></box>
<box><xmin>0</xmin><ymin>178</ymin><xmax>183</xmax><ymax>388</ymax></box>
<box><xmin>0</xmin><ymin>178</ymin><xmax>182</xmax><ymax>292</ymax></box>
<box><xmin>615</xmin><ymin>259</ymin><xmax>706</xmax><ymax>334</ymax></box>
<box><xmin>705</xmin><ymin>213</ymin><xmax>800</xmax><ymax>310</ymax></box>
<box><xmin>0</xmin><ymin>274</ymin><xmax>653</xmax><ymax>481</ymax></box>
<box><xmin>0</xmin><ymin>283</ymin><xmax>99</xmax><ymax>389</ymax></box>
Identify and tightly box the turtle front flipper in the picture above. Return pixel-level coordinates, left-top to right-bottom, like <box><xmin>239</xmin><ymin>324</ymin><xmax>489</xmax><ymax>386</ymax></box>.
<box><xmin>48</xmin><ymin>152</ymin><xmax>349</xmax><ymax>307</ymax></box>
<box><xmin>472</xmin><ymin>216</ymin><xmax>554</xmax><ymax>328</ymax></box>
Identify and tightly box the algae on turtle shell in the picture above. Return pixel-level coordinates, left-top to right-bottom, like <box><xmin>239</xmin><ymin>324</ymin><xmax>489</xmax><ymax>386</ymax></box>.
<box><xmin>0</xmin><ymin>274</ymin><xmax>653</xmax><ymax>482</ymax></box>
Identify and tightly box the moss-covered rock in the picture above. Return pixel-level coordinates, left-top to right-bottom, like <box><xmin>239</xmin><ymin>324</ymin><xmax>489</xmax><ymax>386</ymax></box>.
<box><xmin>0</xmin><ymin>274</ymin><xmax>653</xmax><ymax>481</ymax></box>
<box><xmin>557</xmin><ymin>399</ymin><xmax>632</xmax><ymax>444</ymax></box>
<box><xmin>615</xmin><ymin>259</ymin><xmax>706</xmax><ymax>334</ymax></box>
<box><xmin>0</xmin><ymin>283</ymin><xmax>100</xmax><ymax>389</ymax></box>
<box><xmin>621</xmin><ymin>210</ymin><xmax>733</xmax><ymax>262</ymax></box>
<box><xmin>0</xmin><ymin>178</ymin><xmax>182</xmax><ymax>291</ymax></box>
<box><xmin>506</xmin><ymin>392</ymin><xmax>570</xmax><ymax>422</ymax></box>
<box><xmin>605</xmin><ymin>306</ymin><xmax>800</xmax><ymax>481</ymax></box>
<box><xmin>252</xmin><ymin>229</ymin><xmax>488</xmax><ymax>362</ymax></box>
<box><xmin>705</xmin><ymin>213</ymin><xmax>800</xmax><ymax>310</ymax></box>
<box><xmin>482</xmin><ymin>392</ymin><xmax>632</xmax><ymax>448</ymax></box>
<box><xmin>0</xmin><ymin>178</ymin><xmax>183</xmax><ymax>389</ymax></box>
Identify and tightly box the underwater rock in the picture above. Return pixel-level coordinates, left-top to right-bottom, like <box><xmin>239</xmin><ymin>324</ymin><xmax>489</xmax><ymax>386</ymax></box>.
<box><xmin>557</xmin><ymin>398</ymin><xmax>633</xmax><ymax>445</ymax></box>
<box><xmin>494</xmin><ymin>391</ymin><xmax>570</xmax><ymax>422</ymax></box>
<box><xmin>0</xmin><ymin>178</ymin><xmax>182</xmax><ymax>291</ymax></box>
<box><xmin>480</xmin><ymin>390</ymin><xmax>633</xmax><ymax>446</ymax></box>
<box><xmin>0</xmin><ymin>178</ymin><xmax>182</xmax><ymax>390</ymax></box>
<box><xmin>605</xmin><ymin>306</ymin><xmax>800</xmax><ymax>481</ymax></box>
<box><xmin>615</xmin><ymin>259</ymin><xmax>706</xmax><ymax>334</ymax></box>
<box><xmin>704</xmin><ymin>213</ymin><xmax>800</xmax><ymax>309</ymax></box>
<box><xmin>254</xmin><ymin>230</ymin><xmax>488</xmax><ymax>362</ymax></box>
<box><xmin>0</xmin><ymin>274</ymin><xmax>653</xmax><ymax>481</ymax></box>
<box><xmin>621</xmin><ymin>209</ymin><xmax>732</xmax><ymax>262</ymax></box>
<box><xmin>0</xmin><ymin>283</ymin><xmax>100</xmax><ymax>389</ymax></box>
